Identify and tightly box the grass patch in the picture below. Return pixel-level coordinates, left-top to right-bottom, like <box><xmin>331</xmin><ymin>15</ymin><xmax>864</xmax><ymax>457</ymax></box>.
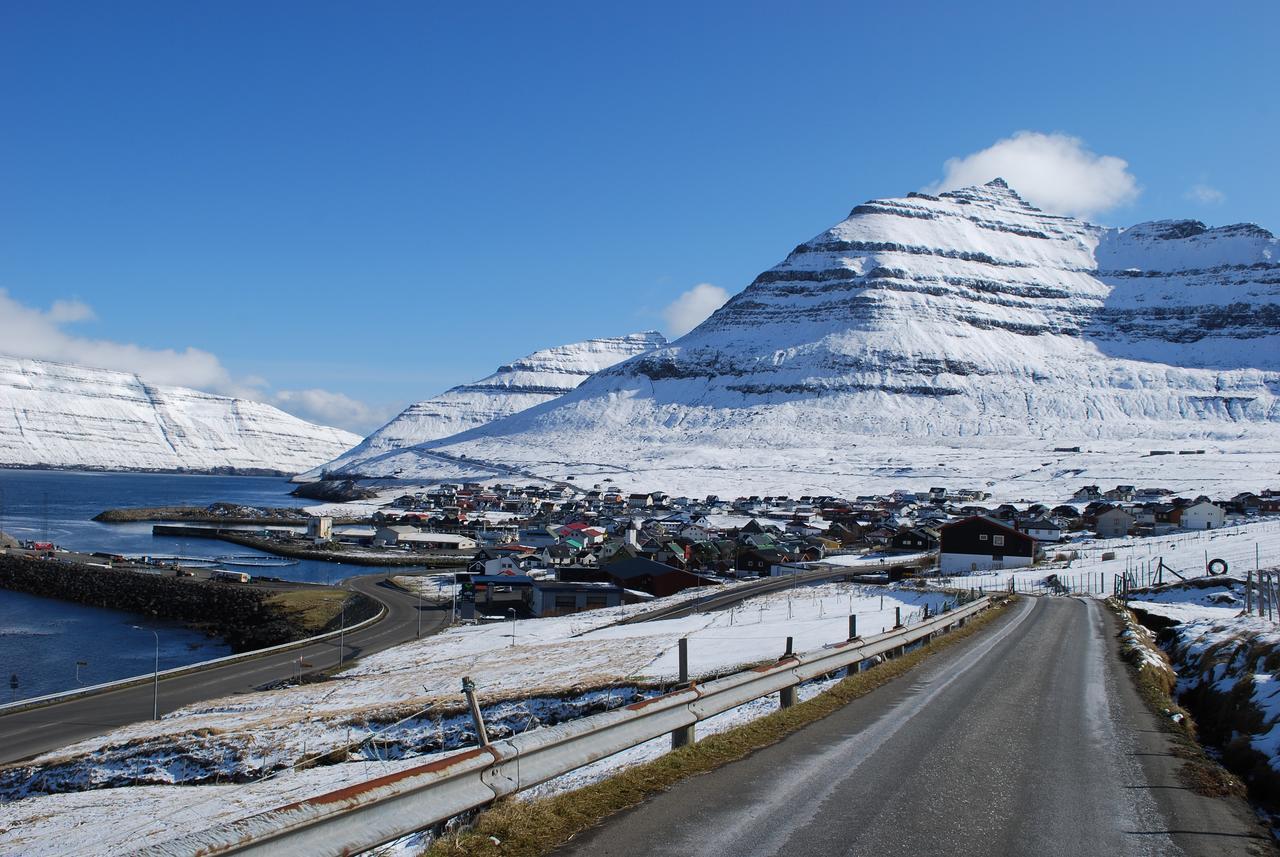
<box><xmin>424</xmin><ymin>596</ymin><xmax>1014</xmax><ymax>857</ymax></box>
<box><xmin>264</xmin><ymin>589</ymin><xmax>351</xmax><ymax>635</ymax></box>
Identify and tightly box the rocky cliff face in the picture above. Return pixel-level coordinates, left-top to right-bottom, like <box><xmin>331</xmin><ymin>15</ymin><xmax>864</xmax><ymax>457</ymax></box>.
<box><xmin>309</xmin><ymin>332</ymin><xmax>667</xmax><ymax>477</ymax></box>
<box><xmin>0</xmin><ymin>356</ymin><xmax>361</xmax><ymax>474</ymax></box>
<box><xmin>375</xmin><ymin>180</ymin><xmax>1280</xmax><ymax>494</ymax></box>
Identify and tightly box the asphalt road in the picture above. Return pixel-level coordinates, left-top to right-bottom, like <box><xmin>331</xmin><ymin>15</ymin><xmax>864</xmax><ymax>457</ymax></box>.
<box><xmin>559</xmin><ymin>597</ymin><xmax>1275</xmax><ymax>857</ymax></box>
<box><xmin>0</xmin><ymin>574</ymin><xmax>448</xmax><ymax>765</ymax></box>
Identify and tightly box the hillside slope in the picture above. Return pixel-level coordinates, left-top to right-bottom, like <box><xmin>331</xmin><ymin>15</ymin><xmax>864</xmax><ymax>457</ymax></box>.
<box><xmin>309</xmin><ymin>332</ymin><xmax>666</xmax><ymax>477</ymax></box>
<box><xmin>0</xmin><ymin>356</ymin><xmax>361</xmax><ymax>475</ymax></box>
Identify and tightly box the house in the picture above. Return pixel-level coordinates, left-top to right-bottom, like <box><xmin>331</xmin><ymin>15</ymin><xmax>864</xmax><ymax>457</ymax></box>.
<box><xmin>737</xmin><ymin>548</ymin><xmax>790</xmax><ymax>575</ymax></box>
<box><xmin>529</xmin><ymin>581</ymin><xmax>624</xmax><ymax>617</ymax></box>
<box><xmin>1180</xmin><ymin>500</ymin><xmax>1226</xmax><ymax>531</ymax></box>
<box><xmin>1094</xmin><ymin>508</ymin><xmax>1135</xmax><ymax>539</ymax></box>
<box><xmin>602</xmin><ymin>557</ymin><xmax>717</xmax><ymax>597</ymax></box>
<box><xmin>1020</xmin><ymin>517</ymin><xmax>1063</xmax><ymax>543</ymax></box>
<box><xmin>889</xmin><ymin>528</ymin><xmax>938</xmax><ymax>552</ymax></box>
<box><xmin>464</xmin><ymin>574</ymin><xmax>535</xmax><ymax>616</ymax></box>
<box><xmin>938</xmin><ymin>516</ymin><xmax>1036</xmax><ymax>574</ymax></box>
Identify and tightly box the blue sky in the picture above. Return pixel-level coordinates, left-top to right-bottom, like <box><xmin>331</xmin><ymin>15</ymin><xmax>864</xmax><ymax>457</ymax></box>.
<box><xmin>2</xmin><ymin>1</ymin><xmax>1276</xmax><ymax>432</ymax></box>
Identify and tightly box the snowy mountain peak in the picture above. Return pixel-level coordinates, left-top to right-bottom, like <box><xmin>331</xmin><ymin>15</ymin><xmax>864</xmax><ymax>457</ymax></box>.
<box><xmin>347</xmin><ymin>180</ymin><xmax>1280</xmax><ymax>496</ymax></box>
<box><xmin>0</xmin><ymin>355</ymin><xmax>361</xmax><ymax>474</ymax></box>
<box><xmin>307</xmin><ymin>331</ymin><xmax>667</xmax><ymax>477</ymax></box>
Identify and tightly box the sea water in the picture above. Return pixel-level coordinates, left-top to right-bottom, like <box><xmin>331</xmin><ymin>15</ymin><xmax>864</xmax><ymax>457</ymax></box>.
<box><xmin>0</xmin><ymin>469</ymin><xmax>384</xmax><ymax>701</ymax></box>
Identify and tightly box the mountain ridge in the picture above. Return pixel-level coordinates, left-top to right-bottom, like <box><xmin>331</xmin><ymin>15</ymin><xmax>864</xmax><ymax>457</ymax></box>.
<box><xmin>335</xmin><ymin>179</ymin><xmax>1280</xmax><ymax>497</ymax></box>
<box><xmin>0</xmin><ymin>355</ymin><xmax>361</xmax><ymax>475</ymax></box>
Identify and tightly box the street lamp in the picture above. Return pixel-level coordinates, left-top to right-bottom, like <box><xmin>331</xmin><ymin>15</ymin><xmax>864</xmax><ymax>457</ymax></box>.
<box><xmin>132</xmin><ymin>626</ymin><xmax>159</xmax><ymax>720</ymax></box>
<box><xmin>337</xmin><ymin>603</ymin><xmax>346</xmax><ymax>668</ymax></box>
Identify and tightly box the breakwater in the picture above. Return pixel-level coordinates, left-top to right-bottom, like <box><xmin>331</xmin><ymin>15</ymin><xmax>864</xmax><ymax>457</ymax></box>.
<box><xmin>0</xmin><ymin>555</ymin><xmax>377</xmax><ymax>651</ymax></box>
<box><xmin>152</xmin><ymin>525</ymin><xmax>469</xmax><ymax>567</ymax></box>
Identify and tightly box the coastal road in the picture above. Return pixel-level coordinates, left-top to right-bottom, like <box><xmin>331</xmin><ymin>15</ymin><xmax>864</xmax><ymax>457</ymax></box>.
<box><xmin>0</xmin><ymin>574</ymin><xmax>447</xmax><ymax>765</ymax></box>
<box><xmin>559</xmin><ymin>598</ymin><xmax>1274</xmax><ymax>857</ymax></box>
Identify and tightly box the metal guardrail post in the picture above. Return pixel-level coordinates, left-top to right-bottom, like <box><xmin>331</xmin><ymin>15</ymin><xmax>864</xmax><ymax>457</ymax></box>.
<box><xmin>671</xmin><ymin>638</ymin><xmax>695</xmax><ymax>748</ymax></box>
<box><xmin>779</xmin><ymin>636</ymin><xmax>797</xmax><ymax>708</ymax></box>
<box><xmin>848</xmin><ymin>614</ymin><xmax>857</xmax><ymax>640</ymax></box>
<box><xmin>894</xmin><ymin>606</ymin><xmax>902</xmax><ymax>629</ymax></box>
<box><xmin>462</xmin><ymin>677</ymin><xmax>489</xmax><ymax>747</ymax></box>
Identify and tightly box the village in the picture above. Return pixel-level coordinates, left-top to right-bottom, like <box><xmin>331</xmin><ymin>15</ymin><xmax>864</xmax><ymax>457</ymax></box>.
<box><xmin>283</xmin><ymin>480</ymin><xmax>1280</xmax><ymax>620</ymax></box>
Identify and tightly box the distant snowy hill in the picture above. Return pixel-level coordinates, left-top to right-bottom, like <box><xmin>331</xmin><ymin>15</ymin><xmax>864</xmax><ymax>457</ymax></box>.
<box><xmin>0</xmin><ymin>356</ymin><xmax>361</xmax><ymax>475</ymax></box>
<box><xmin>350</xmin><ymin>180</ymin><xmax>1280</xmax><ymax>499</ymax></box>
<box><xmin>308</xmin><ymin>332</ymin><xmax>666</xmax><ymax>477</ymax></box>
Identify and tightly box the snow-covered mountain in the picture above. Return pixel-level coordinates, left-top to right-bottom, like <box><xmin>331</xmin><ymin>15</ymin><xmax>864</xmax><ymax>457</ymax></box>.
<box><xmin>308</xmin><ymin>332</ymin><xmax>666</xmax><ymax>477</ymax></box>
<box><xmin>0</xmin><ymin>356</ymin><xmax>361</xmax><ymax>474</ymax></box>
<box><xmin>351</xmin><ymin>180</ymin><xmax>1280</xmax><ymax>499</ymax></box>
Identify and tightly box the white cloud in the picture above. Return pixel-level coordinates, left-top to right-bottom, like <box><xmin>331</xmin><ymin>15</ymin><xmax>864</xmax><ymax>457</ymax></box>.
<box><xmin>925</xmin><ymin>131</ymin><xmax>1139</xmax><ymax>220</ymax></box>
<box><xmin>1186</xmin><ymin>183</ymin><xmax>1225</xmax><ymax>205</ymax></box>
<box><xmin>0</xmin><ymin>289</ymin><xmax>252</xmax><ymax>395</ymax></box>
<box><xmin>0</xmin><ymin>289</ymin><xmax>383</xmax><ymax>432</ymax></box>
<box><xmin>272</xmin><ymin>388</ymin><xmax>391</xmax><ymax>434</ymax></box>
<box><xmin>662</xmin><ymin>283</ymin><xmax>729</xmax><ymax>337</ymax></box>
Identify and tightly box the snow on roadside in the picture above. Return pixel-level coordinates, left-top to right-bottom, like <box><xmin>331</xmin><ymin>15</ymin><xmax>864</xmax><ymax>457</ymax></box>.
<box><xmin>1114</xmin><ymin>567</ymin><xmax>1280</xmax><ymax>796</ymax></box>
<box><xmin>0</xmin><ymin>581</ymin><xmax>952</xmax><ymax>856</ymax></box>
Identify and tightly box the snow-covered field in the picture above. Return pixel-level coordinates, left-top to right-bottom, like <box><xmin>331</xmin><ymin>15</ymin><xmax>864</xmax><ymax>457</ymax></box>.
<box><xmin>0</xmin><ymin>579</ymin><xmax>952</xmax><ymax>855</ymax></box>
<box><xmin>304</xmin><ymin>437</ymin><xmax>1280</xmax><ymax>509</ymax></box>
<box><xmin>939</xmin><ymin>518</ymin><xmax>1280</xmax><ymax>596</ymax></box>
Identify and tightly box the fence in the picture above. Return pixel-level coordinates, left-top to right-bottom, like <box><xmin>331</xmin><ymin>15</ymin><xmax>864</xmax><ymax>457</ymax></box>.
<box><xmin>1245</xmin><ymin>569</ymin><xmax>1280</xmax><ymax>621</ymax></box>
<box><xmin>131</xmin><ymin>595</ymin><xmax>993</xmax><ymax>857</ymax></box>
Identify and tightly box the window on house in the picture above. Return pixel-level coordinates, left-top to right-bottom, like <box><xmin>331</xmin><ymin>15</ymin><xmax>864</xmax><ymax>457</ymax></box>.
<box><xmin>979</xmin><ymin>534</ymin><xmax>989</xmax><ymax>541</ymax></box>
<box><xmin>993</xmin><ymin>535</ymin><xmax>1005</xmax><ymax>547</ymax></box>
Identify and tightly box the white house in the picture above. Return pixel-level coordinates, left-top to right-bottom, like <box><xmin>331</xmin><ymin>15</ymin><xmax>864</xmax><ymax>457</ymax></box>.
<box><xmin>1020</xmin><ymin>517</ymin><xmax>1063</xmax><ymax>543</ymax></box>
<box><xmin>1180</xmin><ymin>501</ymin><xmax>1226</xmax><ymax>531</ymax></box>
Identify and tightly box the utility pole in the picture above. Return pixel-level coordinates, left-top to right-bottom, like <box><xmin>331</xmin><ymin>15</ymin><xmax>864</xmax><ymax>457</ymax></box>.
<box><xmin>133</xmin><ymin>626</ymin><xmax>159</xmax><ymax>719</ymax></box>
<box><xmin>338</xmin><ymin>603</ymin><xmax>346</xmax><ymax>668</ymax></box>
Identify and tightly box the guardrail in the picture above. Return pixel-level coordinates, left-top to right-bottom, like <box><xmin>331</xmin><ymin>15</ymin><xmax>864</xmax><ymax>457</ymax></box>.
<box><xmin>134</xmin><ymin>594</ymin><xmax>993</xmax><ymax>857</ymax></box>
<box><xmin>0</xmin><ymin>602</ymin><xmax>387</xmax><ymax>717</ymax></box>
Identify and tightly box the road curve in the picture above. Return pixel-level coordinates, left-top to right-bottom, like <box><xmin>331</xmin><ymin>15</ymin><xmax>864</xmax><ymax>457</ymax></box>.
<box><xmin>558</xmin><ymin>598</ymin><xmax>1273</xmax><ymax>857</ymax></box>
<box><xmin>0</xmin><ymin>574</ymin><xmax>447</xmax><ymax>765</ymax></box>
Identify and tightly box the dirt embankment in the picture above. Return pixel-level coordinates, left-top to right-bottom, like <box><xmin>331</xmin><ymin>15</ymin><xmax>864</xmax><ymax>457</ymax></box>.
<box><xmin>0</xmin><ymin>555</ymin><xmax>378</xmax><ymax>651</ymax></box>
<box><xmin>1124</xmin><ymin>605</ymin><xmax>1277</xmax><ymax>809</ymax></box>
